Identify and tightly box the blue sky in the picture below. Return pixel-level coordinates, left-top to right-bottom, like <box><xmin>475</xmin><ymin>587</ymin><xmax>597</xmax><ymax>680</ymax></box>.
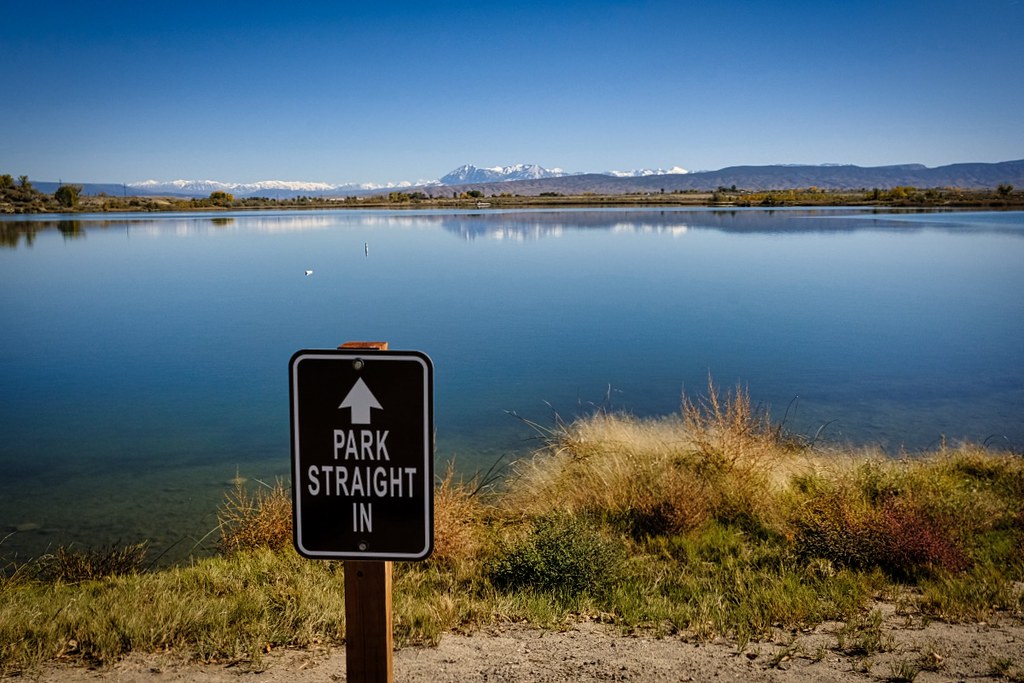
<box><xmin>3</xmin><ymin>0</ymin><xmax>1022</xmax><ymax>185</ymax></box>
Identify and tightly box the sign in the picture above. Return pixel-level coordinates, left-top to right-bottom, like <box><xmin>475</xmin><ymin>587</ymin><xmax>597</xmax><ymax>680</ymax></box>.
<box><xmin>289</xmin><ymin>349</ymin><xmax>433</xmax><ymax>560</ymax></box>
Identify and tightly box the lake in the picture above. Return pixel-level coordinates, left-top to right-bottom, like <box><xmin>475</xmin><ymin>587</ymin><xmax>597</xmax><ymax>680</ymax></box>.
<box><xmin>1</xmin><ymin>207</ymin><xmax>1022</xmax><ymax>563</ymax></box>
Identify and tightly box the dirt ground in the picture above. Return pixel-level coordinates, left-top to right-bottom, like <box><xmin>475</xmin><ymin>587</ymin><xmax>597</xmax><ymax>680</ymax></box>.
<box><xmin>16</xmin><ymin>601</ymin><xmax>1024</xmax><ymax>682</ymax></box>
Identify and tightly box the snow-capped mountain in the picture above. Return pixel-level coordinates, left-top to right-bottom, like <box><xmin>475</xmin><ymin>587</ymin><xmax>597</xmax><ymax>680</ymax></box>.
<box><xmin>129</xmin><ymin>179</ymin><xmax>342</xmax><ymax>194</ymax></box>
<box><xmin>128</xmin><ymin>178</ymin><xmax>404</xmax><ymax>196</ymax></box>
<box><xmin>439</xmin><ymin>164</ymin><xmax>571</xmax><ymax>185</ymax></box>
<box><xmin>606</xmin><ymin>166</ymin><xmax>689</xmax><ymax>177</ymax></box>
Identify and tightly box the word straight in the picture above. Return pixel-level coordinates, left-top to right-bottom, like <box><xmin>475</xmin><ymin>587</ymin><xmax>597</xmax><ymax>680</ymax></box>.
<box><xmin>306</xmin><ymin>465</ymin><xmax>418</xmax><ymax>498</ymax></box>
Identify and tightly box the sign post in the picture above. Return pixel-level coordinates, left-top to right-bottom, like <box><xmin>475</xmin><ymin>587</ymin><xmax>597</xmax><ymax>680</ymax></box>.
<box><xmin>289</xmin><ymin>341</ymin><xmax>433</xmax><ymax>683</ymax></box>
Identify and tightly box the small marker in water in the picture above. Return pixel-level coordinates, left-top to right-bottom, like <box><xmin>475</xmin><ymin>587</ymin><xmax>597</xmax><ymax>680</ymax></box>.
<box><xmin>364</xmin><ymin>242</ymin><xmax>369</xmax><ymax>257</ymax></box>
<box><xmin>304</xmin><ymin>269</ymin><xmax>313</xmax><ymax>276</ymax></box>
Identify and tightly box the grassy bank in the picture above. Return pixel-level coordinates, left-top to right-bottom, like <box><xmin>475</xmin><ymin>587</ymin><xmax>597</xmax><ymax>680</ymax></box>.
<box><xmin>2</xmin><ymin>381</ymin><xmax>1022</xmax><ymax>675</ymax></box>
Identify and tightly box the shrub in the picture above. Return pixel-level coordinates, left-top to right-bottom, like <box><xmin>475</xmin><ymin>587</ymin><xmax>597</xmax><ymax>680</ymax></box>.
<box><xmin>208</xmin><ymin>191</ymin><xmax>234</xmax><ymax>205</ymax></box>
<box><xmin>54</xmin><ymin>184</ymin><xmax>83</xmax><ymax>208</ymax></box>
<box><xmin>792</xmin><ymin>490</ymin><xmax>968</xmax><ymax>580</ymax></box>
<box><xmin>488</xmin><ymin>513</ymin><xmax>621</xmax><ymax>600</ymax></box>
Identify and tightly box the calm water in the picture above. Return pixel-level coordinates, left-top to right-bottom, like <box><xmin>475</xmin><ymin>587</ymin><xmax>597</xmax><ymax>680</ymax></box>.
<box><xmin>2</xmin><ymin>207</ymin><xmax>1022</xmax><ymax>562</ymax></box>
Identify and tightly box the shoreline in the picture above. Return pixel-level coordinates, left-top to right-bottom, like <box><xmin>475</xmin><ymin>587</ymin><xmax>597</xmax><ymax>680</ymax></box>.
<box><xmin>3</xmin><ymin>188</ymin><xmax>1024</xmax><ymax>216</ymax></box>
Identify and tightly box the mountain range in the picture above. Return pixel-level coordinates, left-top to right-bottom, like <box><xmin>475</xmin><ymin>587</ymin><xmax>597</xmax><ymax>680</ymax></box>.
<box><xmin>115</xmin><ymin>164</ymin><xmax>691</xmax><ymax>197</ymax></box>
<box><xmin>35</xmin><ymin>160</ymin><xmax>1024</xmax><ymax>199</ymax></box>
<box><xmin>436</xmin><ymin>163</ymin><xmax>690</xmax><ymax>184</ymax></box>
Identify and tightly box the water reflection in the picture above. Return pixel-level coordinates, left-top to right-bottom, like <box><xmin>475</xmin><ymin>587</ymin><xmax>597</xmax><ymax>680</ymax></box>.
<box><xmin>431</xmin><ymin>208</ymin><xmax>1024</xmax><ymax>240</ymax></box>
<box><xmin>0</xmin><ymin>212</ymin><xmax>339</xmax><ymax>246</ymax></box>
<box><xmin>57</xmin><ymin>220</ymin><xmax>84</xmax><ymax>239</ymax></box>
<box><xmin>216</xmin><ymin>214</ymin><xmax>335</xmax><ymax>233</ymax></box>
<box><xmin>2</xmin><ymin>208</ymin><xmax>1022</xmax><ymax>248</ymax></box>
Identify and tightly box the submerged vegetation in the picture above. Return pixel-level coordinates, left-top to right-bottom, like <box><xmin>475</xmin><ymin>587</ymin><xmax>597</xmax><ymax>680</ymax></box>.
<box><xmin>1</xmin><ymin>381</ymin><xmax>1022</xmax><ymax>674</ymax></box>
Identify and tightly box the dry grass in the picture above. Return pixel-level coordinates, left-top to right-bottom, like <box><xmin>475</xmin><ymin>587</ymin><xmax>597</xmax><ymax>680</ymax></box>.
<box><xmin>507</xmin><ymin>378</ymin><xmax>815</xmax><ymax>538</ymax></box>
<box><xmin>217</xmin><ymin>477</ymin><xmax>292</xmax><ymax>555</ymax></box>
<box><xmin>430</xmin><ymin>465</ymin><xmax>490</xmax><ymax>568</ymax></box>
<box><xmin>30</xmin><ymin>543</ymin><xmax>148</xmax><ymax>583</ymax></box>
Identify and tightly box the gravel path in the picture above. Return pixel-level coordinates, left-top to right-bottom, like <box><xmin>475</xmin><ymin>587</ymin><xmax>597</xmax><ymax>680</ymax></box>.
<box><xmin>18</xmin><ymin>605</ymin><xmax>1024</xmax><ymax>682</ymax></box>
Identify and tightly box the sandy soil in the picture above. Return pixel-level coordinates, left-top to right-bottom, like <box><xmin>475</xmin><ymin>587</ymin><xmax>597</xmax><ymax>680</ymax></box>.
<box><xmin>16</xmin><ymin>601</ymin><xmax>1024</xmax><ymax>682</ymax></box>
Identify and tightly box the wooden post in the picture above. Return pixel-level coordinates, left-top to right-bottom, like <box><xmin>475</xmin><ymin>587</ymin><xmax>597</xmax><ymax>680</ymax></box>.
<box><xmin>338</xmin><ymin>341</ymin><xmax>393</xmax><ymax>683</ymax></box>
<box><xmin>344</xmin><ymin>560</ymin><xmax>393</xmax><ymax>682</ymax></box>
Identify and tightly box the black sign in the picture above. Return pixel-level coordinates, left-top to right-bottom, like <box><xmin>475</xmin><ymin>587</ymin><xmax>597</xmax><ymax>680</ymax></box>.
<box><xmin>289</xmin><ymin>349</ymin><xmax>433</xmax><ymax>560</ymax></box>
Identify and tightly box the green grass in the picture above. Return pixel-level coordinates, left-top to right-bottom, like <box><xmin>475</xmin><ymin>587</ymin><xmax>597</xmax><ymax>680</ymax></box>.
<box><xmin>2</xmin><ymin>379</ymin><xmax>1022</xmax><ymax>674</ymax></box>
<box><xmin>0</xmin><ymin>549</ymin><xmax>347</xmax><ymax>671</ymax></box>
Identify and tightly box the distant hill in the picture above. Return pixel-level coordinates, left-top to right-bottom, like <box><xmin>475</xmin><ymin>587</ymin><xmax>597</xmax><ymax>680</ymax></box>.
<box><xmin>424</xmin><ymin>160</ymin><xmax>1024</xmax><ymax>196</ymax></box>
<box><xmin>32</xmin><ymin>182</ymin><xmax>142</xmax><ymax>197</ymax></box>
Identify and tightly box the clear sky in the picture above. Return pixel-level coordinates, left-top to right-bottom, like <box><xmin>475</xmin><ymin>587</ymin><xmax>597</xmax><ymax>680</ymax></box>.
<box><xmin>3</xmin><ymin>0</ymin><xmax>1022</xmax><ymax>185</ymax></box>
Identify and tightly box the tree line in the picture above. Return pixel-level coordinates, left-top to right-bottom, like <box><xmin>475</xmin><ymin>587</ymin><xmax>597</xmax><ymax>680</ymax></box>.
<box><xmin>1</xmin><ymin>173</ymin><xmax>82</xmax><ymax>211</ymax></box>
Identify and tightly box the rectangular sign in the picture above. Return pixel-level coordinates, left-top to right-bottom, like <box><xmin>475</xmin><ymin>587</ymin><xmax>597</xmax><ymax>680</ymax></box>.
<box><xmin>289</xmin><ymin>349</ymin><xmax>433</xmax><ymax>560</ymax></box>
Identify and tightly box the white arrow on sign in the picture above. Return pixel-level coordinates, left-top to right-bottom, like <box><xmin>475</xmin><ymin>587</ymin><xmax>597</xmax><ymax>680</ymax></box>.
<box><xmin>338</xmin><ymin>377</ymin><xmax>382</xmax><ymax>424</ymax></box>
